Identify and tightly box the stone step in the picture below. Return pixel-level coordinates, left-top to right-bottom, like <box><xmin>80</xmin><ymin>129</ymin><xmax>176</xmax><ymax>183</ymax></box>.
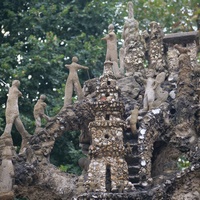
<box><xmin>124</xmin><ymin>143</ymin><xmax>139</xmax><ymax>155</ymax></box>
<box><xmin>125</xmin><ymin>155</ymin><xmax>140</xmax><ymax>164</ymax></box>
<box><xmin>124</xmin><ymin>129</ymin><xmax>138</xmax><ymax>140</ymax></box>
<box><xmin>129</xmin><ymin>164</ymin><xmax>140</xmax><ymax>168</ymax></box>
<box><xmin>128</xmin><ymin>166</ymin><xmax>140</xmax><ymax>175</ymax></box>
<box><xmin>129</xmin><ymin>175</ymin><xmax>140</xmax><ymax>183</ymax></box>
<box><xmin>124</xmin><ymin>138</ymin><xmax>138</xmax><ymax>144</ymax></box>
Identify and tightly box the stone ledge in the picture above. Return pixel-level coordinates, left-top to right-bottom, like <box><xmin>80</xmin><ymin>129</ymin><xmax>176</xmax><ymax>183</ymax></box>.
<box><xmin>163</xmin><ymin>31</ymin><xmax>199</xmax><ymax>45</ymax></box>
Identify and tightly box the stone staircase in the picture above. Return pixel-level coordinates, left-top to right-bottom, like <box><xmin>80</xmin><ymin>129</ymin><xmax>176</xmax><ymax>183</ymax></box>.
<box><xmin>124</xmin><ymin>128</ymin><xmax>141</xmax><ymax>188</ymax></box>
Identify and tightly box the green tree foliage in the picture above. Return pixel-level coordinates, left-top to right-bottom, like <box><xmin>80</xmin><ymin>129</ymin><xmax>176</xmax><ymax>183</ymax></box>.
<box><xmin>0</xmin><ymin>0</ymin><xmax>199</xmax><ymax>174</ymax></box>
<box><xmin>132</xmin><ymin>0</ymin><xmax>200</xmax><ymax>33</ymax></box>
<box><xmin>51</xmin><ymin>131</ymin><xmax>84</xmax><ymax>175</ymax></box>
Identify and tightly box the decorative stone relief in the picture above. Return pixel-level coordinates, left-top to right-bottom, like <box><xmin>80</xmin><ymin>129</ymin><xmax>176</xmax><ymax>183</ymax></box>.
<box><xmin>167</xmin><ymin>46</ymin><xmax>179</xmax><ymax>82</ymax></box>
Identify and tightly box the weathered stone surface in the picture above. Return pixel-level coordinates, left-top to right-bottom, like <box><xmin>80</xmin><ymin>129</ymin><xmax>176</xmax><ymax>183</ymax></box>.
<box><xmin>86</xmin><ymin>61</ymin><xmax>134</xmax><ymax>193</ymax></box>
<box><xmin>121</xmin><ymin>2</ymin><xmax>146</xmax><ymax>76</ymax></box>
<box><xmin>163</xmin><ymin>31</ymin><xmax>199</xmax><ymax>45</ymax></box>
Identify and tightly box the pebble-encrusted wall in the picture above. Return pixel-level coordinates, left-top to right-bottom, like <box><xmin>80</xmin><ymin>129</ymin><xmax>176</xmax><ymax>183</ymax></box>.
<box><xmin>85</xmin><ymin>61</ymin><xmax>134</xmax><ymax>193</ymax></box>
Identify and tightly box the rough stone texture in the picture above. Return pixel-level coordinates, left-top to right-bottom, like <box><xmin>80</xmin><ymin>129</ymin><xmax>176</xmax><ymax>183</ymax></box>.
<box><xmin>149</xmin><ymin>21</ymin><xmax>166</xmax><ymax>72</ymax></box>
<box><xmin>121</xmin><ymin>2</ymin><xmax>146</xmax><ymax>76</ymax></box>
<box><xmin>85</xmin><ymin>61</ymin><xmax>134</xmax><ymax>193</ymax></box>
<box><xmin>171</xmin><ymin>170</ymin><xmax>200</xmax><ymax>200</ymax></box>
<box><xmin>117</xmin><ymin>75</ymin><xmax>142</xmax><ymax>116</ymax></box>
<box><xmin>166</xmin><ymin>46</ymin><xmax>179</xmax><ymax>82</ymax></box>
<box><xmin>0</xmin><ymin>136</ymin><xmax>15</xmax><ymax>200</ymax></box>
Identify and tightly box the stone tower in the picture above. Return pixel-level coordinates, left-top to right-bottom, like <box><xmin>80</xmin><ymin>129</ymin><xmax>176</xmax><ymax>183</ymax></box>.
<box><xmin>86</xmin><ymin>61</ymin><xmax>134</xmax><ymax>192</ymax></box>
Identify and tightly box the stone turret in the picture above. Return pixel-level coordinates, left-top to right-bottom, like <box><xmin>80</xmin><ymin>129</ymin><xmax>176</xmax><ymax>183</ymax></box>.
<box><xmin>86</xmin><ymin>61</ymin><xmax>134</xmax><ymax>192</ymax></box>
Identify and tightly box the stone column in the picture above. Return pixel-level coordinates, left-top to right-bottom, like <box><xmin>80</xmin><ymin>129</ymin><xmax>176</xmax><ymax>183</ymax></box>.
<box><xmin>0</xmin><ymin>137</ymin><xmax>15</xmax><ymax>199</ymax></box>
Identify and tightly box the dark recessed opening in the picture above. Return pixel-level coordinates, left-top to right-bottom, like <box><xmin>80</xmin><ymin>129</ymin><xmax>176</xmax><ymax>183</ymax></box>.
<box><xmin>107</xmin><ymin>81</ymin><xmax>111</xmax><ymax>85</ymax></box>
<box><xmin>105</xmin><ymin>114</ymin><xmax>110</xmax><ymax>120</ymax></box>
<box><xmin>151</xmin><ymin>141</ymin><xmax>167</xmax><ymax>177</ymax></box>
<box><xmin>106</xmin><ymin>165</ymin><xmax>111</xmax><ymax>192</ymax></box>
<box><xmin>136</xmin><ymin>122</ymin><xmax>139</xmax><ymax>130</ymax></box>
<box><xmin>195</xmin><ymin>110</ymin><xmax>200</xmax><ymax>120</ymax></box>
<box><xmin>105</xmin><ymin>93</ymin><xmax>109</xmax><ymax>97</ymax></box>
<box><xmin>105</xmin><ymin>134</ymin><xmax>109</xmax><ymax>139</ymax></box>
<box><xmin>141</xmin><ymin>175</ymin><xmax>146</xmax><ymax>181</ymax></box>
<box><xmin>170</xmin><ymin>108</ymin><xmax>176</xmax><ymax>115</ymax></box>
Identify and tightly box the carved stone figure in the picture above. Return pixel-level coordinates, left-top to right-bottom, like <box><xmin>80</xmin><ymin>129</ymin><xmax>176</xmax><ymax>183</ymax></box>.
<box><xmin>102</xmin><ymin>24</ymin><xmax>121</xmax><ymax>78</ymax></box>
<box><xmin>64</xmin><ymin>56</ymin><xmax>89</xmax><ymax>105</ymax></box>
<box><xmin>152</xmin><ymin>72</ymin><xmax>168</xmax><ymax>108</ymax></box>
<box><xmin>34</xmin><ymin>94</ymin><xmax>50</xmax><ymax>129</ymax></box>
<box><xmin>130</xmin><ymin>105</ymin><xmax>139</xmax><ymax>135</ymax></box>
<box><xmin>142</xmin><ymin>69</ymin><xmax>168</xmax><ymax>111</ymax></box>
<box><xmin>102</xmin><ymin>24</ymin><xmax>118</xmax><ymax>63</ymax></box>
<box><xmin>142</xmin><ymin>69</ymin><xmax>156</xmax><ymax>111</ymax></box>
<box><xmin>1</xmin><ymin>80</ymin><xmax>30</xmax><ymax>151</ymax></box>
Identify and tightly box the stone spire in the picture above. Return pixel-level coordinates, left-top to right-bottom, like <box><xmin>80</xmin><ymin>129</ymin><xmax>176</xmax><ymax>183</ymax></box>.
<box><xmin>85</xmin><ymin>61</ymin><xmax>134</xmax><ymax>192</ymax></box>
<box><xmin>121</xmin><ymin>1</ymin><xmax>146</xmax><ymax>76</ymax></box>
<box><xmin>128</xmin><ymin>1</ymin><xmax>134</xmax><ymax>19</ymax></box>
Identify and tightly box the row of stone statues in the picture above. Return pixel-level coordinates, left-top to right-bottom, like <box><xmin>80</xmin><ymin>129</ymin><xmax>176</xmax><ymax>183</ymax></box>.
<box><xmin>0</xmin><ymin>30</ymin><xmax>181</xmax><ymax>145</ymax></box>
<box><xmin>2</xmin><ymin>3</ymin><xmax>194</xmax><ymax>146</ymax></box>
<box><xmin>0</xmin><ymin>55</ymin><xmax>89</xmax><ymax>197</ymax></box>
